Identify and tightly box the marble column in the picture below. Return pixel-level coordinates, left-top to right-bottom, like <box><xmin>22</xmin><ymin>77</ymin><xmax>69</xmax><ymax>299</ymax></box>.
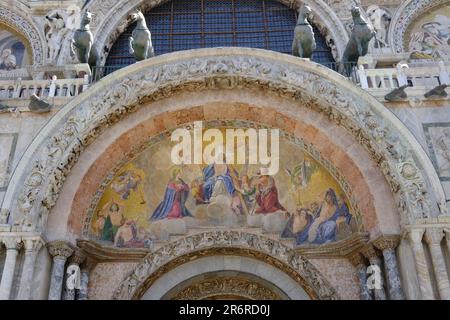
<box><xmin>77</xmin><ymin>257</ymin><xmax>96</xmax><ymax>300</ymax></box>
<box><xmin>47</xmin><ymin>241</ymin><xmax>73</xmax><ymax>300</ymax></box>
<box><xmin>348</xmin><ymin>252</ymin><xmax>372</xmax><ymax>300</ymax></box>
<box><xmin>408</xmin><ymin>228</ymin><xmax>434</xmax><ymax>300</ymax></box>
<box><xmin>0</xmin><ymin>237</ymin><xmax>22</xmax><ymax>300</ymax></box>
<box><xmin>17</xmin><ymin>237</ymin><xmax>44</xmax><ymax>300</ymax></box>
<box><xmin>62</xmin><ymin>249</ymin><xmax>85</xmax><ymax>300</ymax></box>
<box><xmin>424</xmin><ymin>228</ymin><xmax>450</xmax><ymax>300</ymax></box>
<box><xmin>373</xmin><ymin>235</ymin><xmax>405</xmax><ymax>300</ymax></box>
<box><xmin>362</xmin><ymin>244</ymin><xmax>387</xmax><ymax>300</ymax></box>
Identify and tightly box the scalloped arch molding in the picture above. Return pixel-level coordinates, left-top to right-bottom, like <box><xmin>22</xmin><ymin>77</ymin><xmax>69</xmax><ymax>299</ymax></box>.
<box><xmin>0</xmin><ymin>6</ymin><xmax>45</xmax><ymax>65</ymax></box>
<box><xmin>0</xmin><ymin>48</ymin><xmax>446</xmax><ymax>233</ymax></box>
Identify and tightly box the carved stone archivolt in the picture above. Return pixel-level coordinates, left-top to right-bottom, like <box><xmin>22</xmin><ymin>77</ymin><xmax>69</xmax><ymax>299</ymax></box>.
<box><xmin>389</xmin><ymin>0</ymin><xmax>449</xmax><ymax>53</ymax></box>
<box><xmin>1</xmin><ymin>48</ymin><xmax>445</xmax><ymax>234</ymax></box>
<box><xmin>112</xmin><ymin>230</ymin><xmax>339</xmax><ymax>300</ymax></box>
<box><xmin>0</xmin><ymin>7</ymin><xmax>45</xmax><ymax>65</ymax></box>
<box><xmin>84</xmin><ymin>0</ymin><xmax>349</xmax><ymax>64</ymax></box>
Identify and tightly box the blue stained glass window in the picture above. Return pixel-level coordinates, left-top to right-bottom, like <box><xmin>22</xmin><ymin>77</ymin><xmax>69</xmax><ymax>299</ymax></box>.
<box><xmin>105</xmin><ymin>0</ymin><xmax>335</xmax><ymax>72</ymax></box>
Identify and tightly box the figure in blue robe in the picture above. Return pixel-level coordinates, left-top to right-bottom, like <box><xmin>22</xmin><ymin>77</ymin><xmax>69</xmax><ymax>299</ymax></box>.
<box><xmin>281</xmin><ymin>209</ymin><xmax>314</xmax><ymax>244</ymax></box>
<box><xmin>150</xmin><ymin>173</ymin><xmax>192</xmax><ymax>221</ymax></box>
<box><xmin>312</xmin><ymin>189</ymin><xmax>352</xmax><ymax>244</ymax></box>
<box><xmin>201</xmin><ymin>164</ymin><xmax>236</xmax><ymax>202</ymax></box>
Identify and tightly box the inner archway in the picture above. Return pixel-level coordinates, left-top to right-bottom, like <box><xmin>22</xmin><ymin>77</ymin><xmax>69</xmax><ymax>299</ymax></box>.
<box><xmin>156</xmin><ymin>266</ymin><xmax>294</xmax><ymax>300</ymax></box>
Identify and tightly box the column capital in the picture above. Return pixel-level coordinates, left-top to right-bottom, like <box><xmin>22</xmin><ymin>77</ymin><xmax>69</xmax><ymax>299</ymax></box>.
<box><xmin>22</xmin><ymin>237</ymin><xmax>45</xmax><ymax>252</ymax></box>
<box><xmin>69</xmin><ymin>248</ymin><xmax>86</xmax><ymax>266</ymax></box>
<box><xmin>347</xmin><ymin>252</ymin><xmax>366</xmax><ymax>267</ymax></box>
<box><xmin>424</xmin><ymin>228</ymin><xmax>444</xmax><ymax>245</ymax></box>
<box><xmin>373</xmin><ymin>235</ymin><xmax>400</xmax><ymax>251</ymax></box>
<box><xmin>362</xmin><ymin>244</ymin><xmax>380</xmax><ymax>261</ymax></box>
<box><xmin>81</xmin><ymin>256</ymin><xmax>98</xmax><ymax>273</ymax></box>
<box><xmin>407</xmin><ymin>228</ymin><xmax>425</xmax><ymax>244</ymax></box>
<box><xmin>443</xmin><ymin>228</ymin><xmax>450</xmax><ymax>239</ymax></box>
<box><xmin>47</xmin><ymin>240</ymin><xmax>73</xmax><ymax>260</ymax></box>
<box><xmin>0</xmin><ymin>236</ymin><xmax>22</xmax><ymax>250</ymax></box>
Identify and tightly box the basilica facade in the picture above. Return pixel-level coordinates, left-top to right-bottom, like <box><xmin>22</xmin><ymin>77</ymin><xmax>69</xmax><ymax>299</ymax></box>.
<box><xmin>0</xmin><ymin>0</ymin><xmax>450</xmax><ymax>300</ymax></box>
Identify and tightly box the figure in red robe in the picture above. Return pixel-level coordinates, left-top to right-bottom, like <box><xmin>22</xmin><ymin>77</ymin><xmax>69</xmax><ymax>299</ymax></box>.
<box><xmin>254</xmin><ymin>173</ymin><xmax>286</xmax><ymax>214</ymax></box>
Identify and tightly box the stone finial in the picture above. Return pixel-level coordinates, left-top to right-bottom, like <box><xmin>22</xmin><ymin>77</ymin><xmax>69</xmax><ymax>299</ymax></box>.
<box><xmin>424</xmin><ymin>228</ymin><xmax>444</xmax><ymax>245</ymax></box>
<box><xmin>47</xmin><ymin>241</ymin><xmax>74</xmax><ymax>260</ymax></box>
<box><xmin>373</xmin><ymin>235</ymin><xmax>400</xmax><ymax>251</ymax></box>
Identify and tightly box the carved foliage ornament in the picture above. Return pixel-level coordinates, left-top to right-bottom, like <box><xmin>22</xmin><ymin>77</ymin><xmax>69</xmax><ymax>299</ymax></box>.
<box><xmin>6</xmin><ymin>51</ymin><xmax>440</xmax><ymax>232</ymax></box>
<box><xmin>169</xmin><ymin>277</ymin><xmax>281</xmax><ymax>300</ymax></box>
<box><xmin>0</xmin><ymin>7</ymin><xmax>44</xmax><ymax>65</ymax></box>
<box><xmin>112</xmin><ymin>230</ymin><xmax>339</xmax><ymax>300</ymax></box>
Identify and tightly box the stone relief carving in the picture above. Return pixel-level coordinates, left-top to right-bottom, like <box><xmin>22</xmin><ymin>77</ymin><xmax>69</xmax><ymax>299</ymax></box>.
<box><xmin>389</xmin><ymin>0</ymin><xmax>448</xmax><ymax>53</ymax></box>
<box><xmin>423</xmin><ymin>123</ymin><xmax>450</xmax><ymax>181</ymax></box>
<box><xmin>0</xmin><ymin>7</ymin><xmax>44</xmax><ymax>65</ymax></box>
<box><xmin>112</xmin><ymin>230</ymin><xmax>339</xmax><ymax>300</ymax></box>
<box><xmin>366</xmin><ymin>5</ymin><xmax>392</xmax><ymax>49</ymax></box>
<box><xmin>45</xmin><ymin>11</ymin><xmax>69</xmax><ymax>63</ymax></box>
<box><xmin>44</xmin><ymin>6</ymin><xmax>81</xmax><ymax>65</ymax></box>
<box><xmin>169</xmin><ymin>277</ymin><xmax>281</xmax><ymax>300</ymax></box>
<box><xmin>3</xmin><ymin>50</ymin><xmax>442</xmax><ymax>234</ymax></box>
<box><xmin>0</xmin><ymin>209</ymin><xmax>9</xmax><ymax>225</ymax></box>
<box><xmin>0</xmin><ymin>133</ymin><xmax>18</xmax><ymax>191</ymax></box>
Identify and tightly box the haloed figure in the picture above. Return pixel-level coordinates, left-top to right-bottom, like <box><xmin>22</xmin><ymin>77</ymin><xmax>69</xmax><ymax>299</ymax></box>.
<box><xmin>150</xmin><ymin>167</ymin><xmax>192</xmax><ymax>221</ymax></box>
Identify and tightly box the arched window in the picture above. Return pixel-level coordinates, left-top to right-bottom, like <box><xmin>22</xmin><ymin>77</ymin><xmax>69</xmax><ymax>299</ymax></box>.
<box><xmin>103</xmin><ymin>0</ymin><xmax>335</xmax><ymax>73</ymax></box>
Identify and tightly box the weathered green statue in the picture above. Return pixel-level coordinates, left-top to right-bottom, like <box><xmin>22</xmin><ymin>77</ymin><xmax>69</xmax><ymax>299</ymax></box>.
<box><xmin>129</xmin><ymin>10</ymin><xmax>155</xmax><ymax>61</ymax></box>
<box><xmin>342</xmin><ymin>6</ymin><xmax>376</xmax><ymax>64</ymax></box>
<box><xmin>292</xmin><ymin>5</ymin><xmax>316</xmax><ymax>59</ymax></box>
<box><xmin>71</xmin><ymin>11</ymin><xmax>94</xmax><ymax>64</ymax></box>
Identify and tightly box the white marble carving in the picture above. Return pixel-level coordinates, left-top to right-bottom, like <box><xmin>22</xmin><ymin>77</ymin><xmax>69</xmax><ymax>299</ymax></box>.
<box><xmin>0</xmin><ymin>133</ymin><xmax>18</xmax><ymax>191</ymax></box>
<box><xmin>423</xmin><ymin>123</ymin><xmax>450</xmax><ymax>181</ymax></box>
<box><xmin>0</xmin><ymin>49</ymin><xmax>445</xmax><ymax>234</ymax></box>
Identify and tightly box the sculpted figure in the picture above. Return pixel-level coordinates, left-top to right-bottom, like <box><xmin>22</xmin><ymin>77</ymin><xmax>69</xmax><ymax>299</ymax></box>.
<box><xmin>129</xmin><ymin>10</ymin><xmax>155</xmax><ymax>61</ymax></box>
<box><xmin>71</xmin><ymin>11</ymin><xmax>94</xmax><ymax>64</ymax></box>
<box><xmin>292</xmin><ymin>5</ymin><xmax>316</xmax><ymax>59</ymax></box>
<box><xmin>342</xmin><ymin>6</ymin><xmax>376</xmax><ymax>63</ymax></box>
<box><xmin>45</xmin><ymin>12</ymin><xmax>69</xmax><ymax>63</ymax></box>
<box><xmin>0</xmin><ymin>210</ymin><xmax>9</xmax><ymax>224</ymax></box>
<box><xmin>366</xmin><ymin>5</ymin><xmax>391</xmax><ymax>48</ymax></box>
